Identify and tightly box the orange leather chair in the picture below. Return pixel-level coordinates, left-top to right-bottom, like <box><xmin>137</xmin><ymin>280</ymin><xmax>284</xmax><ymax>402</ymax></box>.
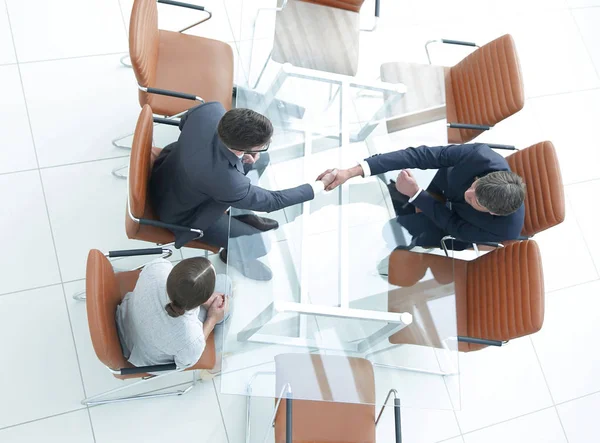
<box><xmin>129</xmin><ymin>0</ymin><xmax>234</xmax><ymax>117</ymax></box>
<box><xmin>248</xmin><ymin>354</ymin><xmax>402</xmax><ymax>443</ymax></box>
<box><xmin>382</xmin><ymin>34</ymin><xmax>524</xmax><ymax>143</ymax></box>
<box><xmin>81</xmin><ymin>248</ymin><xmax>215</xmax><ymax>405</ymax></box>
<box><xmin>388</xmin><ymin>240</ymin><xmax>544</xmax><ymax>352</ymax></box>
<box><xmin>126</xmin><ymin>104</ymin><xmax>219</xmax><ymax>254</ymax></box>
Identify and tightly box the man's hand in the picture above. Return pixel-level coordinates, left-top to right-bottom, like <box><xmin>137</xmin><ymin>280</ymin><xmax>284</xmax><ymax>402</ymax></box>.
<box><xmin>242</xmin><ymin>153</ymin><xmax>259</xmax><ymax>164</ymax></box>
<box><xmin>316</xmin><ymin>168</ymin><xmax>339</xmax><ymax>190</ymax></box>
<box><xmin>395</xmin><ymin>170</ymin><xmax>420</xmax><ymax>198</ymax></box>
<box><xmin>317</xmin><ymin>167</ymin><xmax>355</xmax><ymax>191</ymax></box>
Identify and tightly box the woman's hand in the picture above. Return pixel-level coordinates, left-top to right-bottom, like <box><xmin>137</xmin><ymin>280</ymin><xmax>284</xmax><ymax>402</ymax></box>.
<box><xmin>207</xmin><ymin>293</ymin><xmax>228</xmax><ymax>323</ymax></box>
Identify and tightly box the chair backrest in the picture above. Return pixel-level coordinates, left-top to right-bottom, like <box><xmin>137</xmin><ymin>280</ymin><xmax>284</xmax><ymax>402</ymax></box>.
<box><xmin>86</xmin><ymin>249</ymin><xmax>131</xmax><ymax>371</ymax></box>
<box><xmin>299</xmin><ymin>0</ymin><xmax>365</xmax><ymax>12</ymax></box>
<box><xmin>447</xmin><ymin>34</ymin><xmax>525</xmax><ymax>143</ymax></box>
<box><xmin>129</xmin><ymin>0</ymin><xmax>159</xmax><ymax>88</ymax></box>
<box><xmin>273</xmin><ymin>0</ymin><xmax>361</xmax><ymax>76</ymax></box>
<box><xmin>464</xmin><ymin>240</ymin><xmax>544</xmax><ymax>351</ymax></box>
<box><xmin>128</xmin><ymin>104</ymin><xmax>154</xmax><ymax>220</ymax></box>
<box><xmin>506</xmin><ymin>141</ymin><xmax>565</xmax><ymax>237</ymax></box>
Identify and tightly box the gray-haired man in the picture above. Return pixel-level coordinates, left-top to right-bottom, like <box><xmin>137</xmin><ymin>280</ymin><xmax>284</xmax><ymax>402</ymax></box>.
<box><xmin>318</xmin><ymin>143</ymin><xmax>526</xmax><ymax>250</ymax></box>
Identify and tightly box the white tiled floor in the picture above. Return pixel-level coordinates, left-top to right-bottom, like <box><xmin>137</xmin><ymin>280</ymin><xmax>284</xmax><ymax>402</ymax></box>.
<box><xmin>1</xmin><ymin>0</ymin><xmax>600</xmax><ymax>442</ymax></box>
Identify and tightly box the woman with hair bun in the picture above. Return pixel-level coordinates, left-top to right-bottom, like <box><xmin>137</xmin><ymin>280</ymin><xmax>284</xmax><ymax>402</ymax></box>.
<box><xmin>116</xmin><ymin>257</ymin><xmax>231</xmax><ymax>371</ymax></box>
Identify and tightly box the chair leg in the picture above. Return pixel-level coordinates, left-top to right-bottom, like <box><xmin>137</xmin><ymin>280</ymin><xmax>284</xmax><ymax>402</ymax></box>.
<box><xmin>245</xmin><ymin>371</ymin><xmax>275</xmax><ymax>443</ymax></box>
<box><xmin>120</xmin><ymin>54</ymin><xmax>132</xmax><ymax>68</ymax></box>
<box><xmin>81</xmin><ymin>369</ymin><xmax>199</xmax><ymax>407</ymax></box>
<box><xmin>112</xmin><ymin>163</ymin><xmax>129</xmax><ymax>179</ymax></box>
<box><xmin>72</xmin><ymin>290</ymin><xmax>86</xmax><ymax>301</ymax></box>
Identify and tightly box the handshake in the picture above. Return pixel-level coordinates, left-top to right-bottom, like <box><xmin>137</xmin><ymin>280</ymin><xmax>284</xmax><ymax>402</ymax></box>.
<box><xmin>315</xmin><ymin>168</ymin><xmax>356</xmax><ymax>191</ymax></box>
<box><xmin>316</xmin><ymin>166</ymin><xmax>421</xmax><ymax>198</ymax></box>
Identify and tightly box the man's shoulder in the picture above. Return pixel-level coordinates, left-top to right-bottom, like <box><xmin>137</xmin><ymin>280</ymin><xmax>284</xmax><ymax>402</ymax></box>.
<box><xmin>183</xmin><ymin>102</ymin><xmax>226</xmax><ymax>125</ymax></box>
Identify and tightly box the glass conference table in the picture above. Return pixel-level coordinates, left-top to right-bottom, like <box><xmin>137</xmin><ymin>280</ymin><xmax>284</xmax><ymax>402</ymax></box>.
<box><xmin>221</xmin><ymin>0</ymin><xmax>458</xmax><ymax>420</ymax></box>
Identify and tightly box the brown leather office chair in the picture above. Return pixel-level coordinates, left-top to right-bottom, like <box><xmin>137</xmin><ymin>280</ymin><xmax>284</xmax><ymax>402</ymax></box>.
<box><xmin>126</xmin><ymin>104</ymin><xmax>220</xmax><ymax>253</ymax></box>
<box><xmin>129</xmin><ymin>0</ymin><xmax>234</xmax><ymax>117</ymax></box>
<box><xmin>82</xmin><ymin>248</ymin><xmax>215</xmax><ymax>405</ymax></box>
<box><xmin>247</xmin><ymin>354</ymin><xmax>402</xmax><ymax>443</ymax></box>
<box><xmin>505</xmin><ymin>141</ymin><xmax>565</xmax><ymax>238</ymax></box>
<box><xmin>381</xmin><ymin>34</ymin><xmax>524</xmax><ymax>143</ymax></box>
<box><xmin>388</xmin><ymin>240</ymin><xmax>544</xmax><ymax>352</ymax></box>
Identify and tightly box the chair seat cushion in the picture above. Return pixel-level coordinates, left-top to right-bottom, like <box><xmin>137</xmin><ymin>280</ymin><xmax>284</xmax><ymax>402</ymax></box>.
<box><xmin>274</xmin><ymin>400</ymin><xmax>375</xmax><ymax>443</ymax></box>
<box><xmin>143</xmin><ymin>30</ymin><xmax>233</xmax><ymax>116</ymax></box>
<box><xmin>380</xmin><ymin>62</ymin><xmax>447</xmax><ymax>134</ymax></box>
<box><xmin>273</xmin><ymin>354</ymin><xmax>376</xmax><ymax>443</ymax></box>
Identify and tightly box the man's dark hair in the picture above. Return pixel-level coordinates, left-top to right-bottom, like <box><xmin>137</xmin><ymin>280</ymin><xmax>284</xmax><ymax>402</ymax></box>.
<box><xmin>217</xmin><ymin>108</ymin><xmax>273</xmax><ymax>151</ymax></box>
<box><xmin>165</xmin><ymin>257</ymin><xmax>216</xmax><ymax>318</ymax></box>
<box><xmin>475</xmin><ymin>171</ymin><xmax>526</xmax><ymax>216</ymax></box>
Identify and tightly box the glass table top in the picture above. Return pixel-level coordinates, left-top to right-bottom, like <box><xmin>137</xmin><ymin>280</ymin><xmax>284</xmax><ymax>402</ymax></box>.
<box><xmin>221</xmin><ymin>0</ymin><xmax>458</xmax><ymax>410</ymax></box>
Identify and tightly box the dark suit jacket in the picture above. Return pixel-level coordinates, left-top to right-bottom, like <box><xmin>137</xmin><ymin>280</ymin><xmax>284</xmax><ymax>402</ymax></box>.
<box><xmin>149</xmin><ymin>102</ymin><xmax>314</xmax><ymax>247</ymax></box>
<box><xmin>365</xmin><ymin>143</ymin><xmax>525</xmax><ymax>245</ymax></box>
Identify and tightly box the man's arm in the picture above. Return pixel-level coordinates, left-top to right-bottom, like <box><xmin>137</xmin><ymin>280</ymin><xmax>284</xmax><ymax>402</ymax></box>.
<box><xmin>366</xmin><ymin>144</ymin><xmax>478</xmax><ymax>176</ymax></box>
<box><xmin>219</xmin><ymin>182</ymin><xmax>315</xmax><ymax>213</ymax></box>
<box><xmin>320</xmin><ymin>144</ymin><xmax>480</xmax><ymax>191</ymax></box>
<box><xmin>412</xmin><ymin>192</ymin><xmax>505</xmax><ymax>243</ymax></box>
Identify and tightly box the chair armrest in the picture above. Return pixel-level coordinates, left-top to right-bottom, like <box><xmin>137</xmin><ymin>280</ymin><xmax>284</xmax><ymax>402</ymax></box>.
<box><xmin>107</xmin><ymin>247</ymin><xmax>172</xmax><ymax>258</ymax></box>
<box><xmin>448</xmin><ymin>122</ymin><xmax>491</xmax><ymax>131</ymax></box>
<box><xmin>472</xmin><ymin>241</ymin><xmax>503</xmax><ymax>248</ymax></box>
<box><xmin>138</xmin><ymin>217</ymin><xmax>205</xmax><ymax>237</ymax></box>
<box><xmin>119</xmin><ymin>363</ymin><xmax>177</xmax><ymax>375</ymax></box>
<box><xmin>158</xmin><ymin>0</ymin><xmax>205</xmax><ymax>11</ymax></box>
<box><xmin>153</xmin><ymin>117</ymin><xmax>181</xmax><ymax>127</ymax></box>
<box><xmin>487</xmin><ymin>143</ymin><xmax>518</xmax><ymax>151</ymax></box>
<box><xmin>425</xmin><ymin>39</ymin><xmax>479</xmax><ymax>64</ymax></box>
<box><xmin>157</xmin><ymin>0</ymin><xmax>213</xmax><ymax>33</ymax></box>
<box><xmin>375</xmin><ymin>0</ymin><xmax>380</xmax><ymax>17</ymax></box>
<box><xmin>138</xmin><ymin>85</ymin><xmax>205</xmax><ymax>103</ymax></box>
<box><xmin>441</xmin><ymin>38</ymin><xmax>478</xmax><ymax>47</ymax></box>
<box><xmin>457</xmin><ymin>336</ymin><xmax>504</xmax><ymax>347</ymax></box>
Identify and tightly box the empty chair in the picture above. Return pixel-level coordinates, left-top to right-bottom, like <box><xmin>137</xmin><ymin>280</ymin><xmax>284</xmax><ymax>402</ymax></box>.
<box><xmin>247</xmin><ymin>353</ymin><xmax>403</xmax><ymax>442</ymax></box>
<box><xmin>129</xmin><ymin>0</ymin><xmax>234</xmax><ymax>117</ymax></box>
<box><xmin>388</xmin><ymin>240</ymin><xmax>544</xmax><ymax>352</ymax></box>
<box><xmin>126</xmin><ymin>104</ymin><xmax>219</xmax><ymax>254</ymax></box>
<box><xmin>381</xmin><ymin>34</ymin><xmax>525</xmax><ymax>143</ymax></box>
<box><xmin>251</xmin><ymin>0</ymin><xmax>379</xmax><ymax>87</ymax></box>
<box><xmin>81</xmin><ymin>248</ymin><xmax>215</xmax><ymax>405</ymax></box>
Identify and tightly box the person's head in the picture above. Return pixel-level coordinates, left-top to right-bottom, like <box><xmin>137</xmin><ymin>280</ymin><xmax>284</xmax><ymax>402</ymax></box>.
<box><xmin>217</xmin><ymin>108</ymin><xmax>273</xmax><ymax>154</ymax></box>
<box><xmin>164</xmin><ymin>257</ymin><xmax>216</xmax><ymax>318</ymax></box>
<box><xmin>464</xmin><ymin>171</ymin><xmax>526</xmax><ymax>216</ymax></box>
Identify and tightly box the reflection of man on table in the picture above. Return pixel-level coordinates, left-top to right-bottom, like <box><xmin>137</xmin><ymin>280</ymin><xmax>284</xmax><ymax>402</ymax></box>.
<box><xmin>319</xmin><ymin>144</ymin><xmax>526</xmax><ymax>249</ymax></box>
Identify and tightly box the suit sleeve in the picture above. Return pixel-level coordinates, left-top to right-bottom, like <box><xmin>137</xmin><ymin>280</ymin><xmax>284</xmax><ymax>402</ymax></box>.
<box><xmin>214</xmin><ymin>180</ymin><xmax>315</xmax><ymax>212</ymax></box>
<box><xmin>365</xmin><ymin>144</ymin><xmax>479</xmax><ymax>176</ymax></box>
<box><xmin>412</xmin><ymin>192</ymin><xmax>505</xmax><ymax>243</ymax></box>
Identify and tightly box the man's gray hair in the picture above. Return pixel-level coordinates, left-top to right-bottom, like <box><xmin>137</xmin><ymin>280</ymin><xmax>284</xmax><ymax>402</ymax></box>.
<box><xmin>475</xmin><ymin>171</ymin><xmax>526</xmax><ymax>216</ymax></box>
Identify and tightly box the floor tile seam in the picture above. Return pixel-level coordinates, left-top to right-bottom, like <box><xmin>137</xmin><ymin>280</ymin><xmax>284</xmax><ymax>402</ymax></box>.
<box><xmin>0</xmin><ymin>406</ymin><xmax>88</xmax><ymax>432</ymax></box>
<box><xmin>212</xmin><ymin>379</ymin><xmax>232</xmax><ymax>443</ymax></box>
<box><xmin>459</xmin><ymin>404</ymin><xmax>557</xmax><ymax>437</ymax></box>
